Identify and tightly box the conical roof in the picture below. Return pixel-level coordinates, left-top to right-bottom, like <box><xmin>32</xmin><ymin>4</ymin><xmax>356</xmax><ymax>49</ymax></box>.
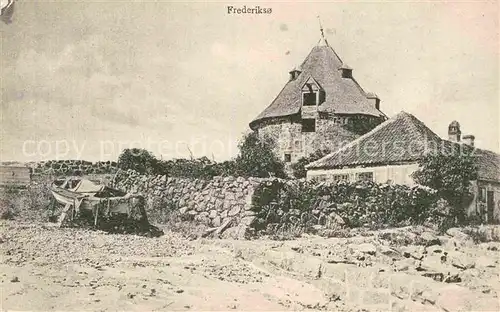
<box><xmin>249</xmin><ymin>44</ymin><xmax>385</xmax><ymax>129</ymax></box>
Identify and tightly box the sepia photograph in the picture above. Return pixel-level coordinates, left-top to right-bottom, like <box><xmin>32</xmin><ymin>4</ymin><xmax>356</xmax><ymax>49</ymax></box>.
<box><xmin>1</xmin><ymin>0</ymin><xmax>499</xmax><ymax>311</ymax></box>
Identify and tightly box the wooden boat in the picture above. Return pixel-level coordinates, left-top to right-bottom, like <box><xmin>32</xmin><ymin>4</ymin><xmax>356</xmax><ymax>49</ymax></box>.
<box><xmin>50</xmin><ymin>177</ymin><xmax>162</xmax><ymax>236</ymax></box>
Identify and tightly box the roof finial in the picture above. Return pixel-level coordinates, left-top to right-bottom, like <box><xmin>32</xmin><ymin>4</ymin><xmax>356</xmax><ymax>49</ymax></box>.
<box><xmin>317</xmin><ymin>16</ymin><xmax>329</xmax><ymax>47</ymax></box>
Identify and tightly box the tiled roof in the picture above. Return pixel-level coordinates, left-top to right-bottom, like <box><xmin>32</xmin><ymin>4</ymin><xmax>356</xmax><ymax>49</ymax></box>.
<box><xmin>474</xmin><ymin>149</ymin><xmax>500</xmax><ymax>182</ymax></box>
<box><xmin>249</xmin><ymin>44</ymin><xmax>385</xmax><ymax>129</ymax></box>
<box><xmin>306</xmin><ymin>111</ymin><xmax>441</xmax><ymax>169</ymax></box>
<box><xmin>306</xmin><ymin>111</ymin><xmax>500</xmax><ymax>182</ymax></box>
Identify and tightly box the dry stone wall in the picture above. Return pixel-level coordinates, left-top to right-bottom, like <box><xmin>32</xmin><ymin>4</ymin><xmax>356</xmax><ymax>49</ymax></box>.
<box><xmin>115</xmin><ymin>170</ymin><xmax>273</xmax><ymax>239</ymax></box>
<box><xmin>30</xmin><ymin>160</ymin><xmax>118</xmax><ymax>176</ymax></box>
<box><xmin>113</xmin><ymin>172</ymin><xmax>446</xmax><ymax>239</ymax></box>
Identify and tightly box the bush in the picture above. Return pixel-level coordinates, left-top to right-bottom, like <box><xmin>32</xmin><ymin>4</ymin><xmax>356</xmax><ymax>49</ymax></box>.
<box><xmin>117</xmin><ymin>148</ymin><xmax>159</xmax><ymax>174</ymax></box>
<box><xmin>250</xmin><ymin>179</ymin><xmax>443</xmax><ymax>234</ymax></box>
<box><xmin>411</xmin><ymin>146</ymin><xmax>478</xmax><ymax>224</ymax></box>
<box><xmin>234</xmin><ymin>132</ymin><xmax>286</xmax><ymax>178</ymax></box>
<box><xmin>115</xmin><ymin>132</ymin><xmax>285</xmax><ymax>180</ymax></box>
<box><xmin>291</xmin><ymin>149</ymin><xmax>331</xmax><ymax>179</ymax></box>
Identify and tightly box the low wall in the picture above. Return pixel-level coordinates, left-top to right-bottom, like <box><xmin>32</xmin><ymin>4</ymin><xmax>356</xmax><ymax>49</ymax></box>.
<box><xmin>114</xmin><ymin>171</ymin><xmax>444</xmax><ymax>239</ymax></box>
<box><xmin>30</xmin><ymin>160</ymin><xmax>117</xmax><ymax>176</ymax></box>
<box><xmin>115</xmin><ymin>171</ymin><xmax>272</xmax><ymax>239</ymax></box>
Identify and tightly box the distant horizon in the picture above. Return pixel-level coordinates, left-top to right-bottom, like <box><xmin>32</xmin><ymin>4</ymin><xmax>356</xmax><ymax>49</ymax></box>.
<box><xmin>1</xmin><ymin>1</ymin><xmax>498</xmax><ymax>162</ymax></box>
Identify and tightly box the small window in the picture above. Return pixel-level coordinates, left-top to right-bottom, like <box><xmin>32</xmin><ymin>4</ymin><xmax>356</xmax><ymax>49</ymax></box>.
<box><xmin>341</xmin><ymin>68</ymin><xmax>352</xmax><ymax>78</ymax></box>
<box><xmin>302</xmin><ymin>119</ymin><xmax>316</xmax><ymax>132</ymax></box>
<box><xmin>357</xmin><ymin>172</ymin><xmax>374</xmax><ymax>182</ymax></box>
<box><xmin>303</xmin><ymin>92</ymin><xmax>317</xmax><ymax>106</ymax></box>
<box><xmin>332</xmin><ymin>174</ymin><xmax>350</xmax><ymax>182</ymax></box>
<box><xmin>312</xmin><ymin>174</ymin><xmax>329</xmax><ymax>182</ymax></box>
<box><xmin>284</xmin><ymin>153</ymin><xmax>291</xmax><ymax>163</ymax></box>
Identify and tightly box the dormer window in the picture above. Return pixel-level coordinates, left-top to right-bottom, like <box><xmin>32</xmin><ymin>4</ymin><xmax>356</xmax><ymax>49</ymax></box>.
<box><xmin>339</xmin><ymin>64</ymin><xmax>353</xmax><ymax>79</ymax></box>
<box><xmin>303</xmin><ymin>90</ymin><xmax>316</xmax><ymax>106</ymax></box>
<box><xmin>301</xmin><ymin>77</ymin><xmax>324</xmax><ymax>107</ymax></box>
<box><xmin>366</xmin><ymin>92</ymin><xmax>381</xmax><ymax>110</ymax></box>
<box><xmin>289</xmin><ymin>69</ymin><xmax>301</xmax><ymax>81</ymax></box>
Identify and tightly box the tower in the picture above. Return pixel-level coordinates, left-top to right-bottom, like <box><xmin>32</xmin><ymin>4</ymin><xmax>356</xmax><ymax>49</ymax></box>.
<box><xmin>249</xmin><ymin>27</ymin><xmax>386</xmax><ymax>168</ymax></box>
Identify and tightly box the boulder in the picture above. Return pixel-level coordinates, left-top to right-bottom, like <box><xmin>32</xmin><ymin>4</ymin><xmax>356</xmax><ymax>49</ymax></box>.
<box><xmin>379</xmin><ymin>245</ymin><xmax>400</xmax><ymax>258</ymax></box>
<box><xmin>239</xmin><ymin>216</ymin><xmax>255</xmax><ymax>227</ymax></box>
<box><xmin>420</xmin><ymin>231</ymin><xmax>441</xmax><ymax>246</ymax></box>
<box><xmin>212</xmin><ymin>216</ymin><xmax>221</xmax><ymax>228</ymax></box>
<box><xmin>194</xmin><ymin>211</ymin><xmax>210</xmax><ymax>224</ymax></box>
<box><xmin>228</xmin><ymin>205</ymin><xmax>241</xmax><ymax>217</ymax></box>
<box><xmin>208</xmin><ymin>210</ymin><xmax>217</xmax><ymax>219</ymax></box>
<box><xmin>350</xmin><ymin>243</ymin><xmax>377</xmax><ymax>256</ymax></box>
<box><xmin>446</xmin><ymin>228</ymin><xmax>472</xmax><ymax>242</ymax></box>
<box><xmin>448</xmin><ymin>251</ymin><xmax>475</xmax><ymax>270</ymax></box>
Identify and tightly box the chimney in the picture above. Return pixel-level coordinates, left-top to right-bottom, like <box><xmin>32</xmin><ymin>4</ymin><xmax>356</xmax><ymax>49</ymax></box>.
<box><xmin>289</xmin><ymin>69</ymin><xmax>301</xmax><ymax>81</ymax></box>
<box><xmin>448</xmin><ymin>120</ymin><xmax>461</xmax><ymax>142</ymax></box>
<box><xmin>366</xmin><ymin>92</ymin><xmax>381</xmax><ymax>110</ymax></box>
<box><xmin>462</xmin><ymin>135</ymin><xmax>475</xmax><ymax>147</ymax></box>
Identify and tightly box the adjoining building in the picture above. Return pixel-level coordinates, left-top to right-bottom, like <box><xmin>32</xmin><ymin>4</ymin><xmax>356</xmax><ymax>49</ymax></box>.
<box><xmin>305</xmin><ymin>111</ymin><xmax>500</xmax><ymax>223</ymax></box>
<box><xmin>249</xmin><ymin>37</ymin><xmax>387</xmax><ymax>167</ymax></box>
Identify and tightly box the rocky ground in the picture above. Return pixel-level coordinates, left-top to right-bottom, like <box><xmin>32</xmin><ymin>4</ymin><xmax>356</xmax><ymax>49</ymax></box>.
<box><xmin>1</xmin><ymin>221</ymin><xmax>499</xmax><ymax>311</ymax></box>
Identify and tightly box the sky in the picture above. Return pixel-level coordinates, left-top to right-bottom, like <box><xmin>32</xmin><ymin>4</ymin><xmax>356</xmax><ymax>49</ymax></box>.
<box><xmin>1</xmin><ymin>0</ymin><xmax>499</xmax><ymax>162</ymax></box>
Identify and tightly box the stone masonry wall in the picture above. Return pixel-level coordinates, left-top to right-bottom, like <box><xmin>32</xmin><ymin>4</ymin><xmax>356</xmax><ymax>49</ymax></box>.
<box><xmin>256</xmin><ymin>116</ymin><xmax>361</xmax><ymax>165</ymax></box>
<box><xmin>115</xmin><ymin>170</ymin><xmax>269</xmax><ymax>239</ymax></box>
<box><xmin>255</xmin><ymin>114</ymin><xmax>384</xmax><ymax>170</ymax></box>
<box><xmin>29</xmin><ymin>160</ymin><xmax>118</xmax><ymax>176</ymax></box>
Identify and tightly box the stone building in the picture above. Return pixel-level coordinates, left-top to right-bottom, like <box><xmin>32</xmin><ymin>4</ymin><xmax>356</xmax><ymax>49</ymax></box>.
<box><xmin>249</xmin><ymin>38</ymin><xmax>387</xmax><ymax>165</ymax></box>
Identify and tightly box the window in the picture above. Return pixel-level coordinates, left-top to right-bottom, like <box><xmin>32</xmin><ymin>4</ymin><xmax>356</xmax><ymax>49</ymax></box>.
<box><xmin>302</xmin><ymin>119</ymin><xmax>316</xmax><ymax>132</ymax></box>
<box><xmin>312</xmin><ymin>174</ymin><xmax>329</xmax><ymax>182</ymax></box>
<box><xmin>303</xmin><ymin>92</ymin><xmax>317</xmax><ymax>106</ymax></box>
<box><xmin>356</xmin><ymin>172</ymin><xmax>374</xmax><ymax>182</ymax></box>
<box><xmin>332</xmin><ymin>174</ymin><xmax>350</xmax><ymax>182</ymax></box>
<box><xmin>341</xmin><ymin>68</ymin><xmax>352</xmax><ymax>78</ymax></box>
<box><xmin>284</xmin><ymin>153</ymin><xmax>291</xmax><ymax>163</ymax></box>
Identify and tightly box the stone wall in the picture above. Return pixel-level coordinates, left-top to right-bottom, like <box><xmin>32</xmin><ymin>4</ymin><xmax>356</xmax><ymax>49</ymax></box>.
<box><xmin>255</xmin><ymin>113</ymin><xmax>381</xmax><ymax>167</ymax></box>
<box><xmin>29</xmin><ymin>160</ymin><xmax>118</xmax><ymax>176</ymax></box>
<box><xmin>112</xmin><ymin>172</ymin><xmax>446</xmax><ymax>240</ymax></box>
<box><xmin>115</xmin><ymin>170</ymin><xmax>271</xmax><ymax>239</ymax></box>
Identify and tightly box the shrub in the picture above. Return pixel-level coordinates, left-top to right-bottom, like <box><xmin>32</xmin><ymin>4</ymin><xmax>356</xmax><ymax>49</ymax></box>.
<box><xmin>234</xmin><ymin>132</ymin><xmax>286</xmax><ymax>178</ymax></box>
<box><xmin>117</xmin><ymin>148</ymin><xmax>159</xmax><ymax>174</ymax></box>
<box><xmin>411</xmin><ymin>145</ymin><xmax>478</xmax><ymax>224</ymax></box>
<box><xmin>250</xmin><ymin>179</ymin><xmax>442</xmax><ymax>234</ymax></box>
<box><xmin>115</xmin><ymin>132</ymin><xmax>285</xmax><ymax>179</ymax></box>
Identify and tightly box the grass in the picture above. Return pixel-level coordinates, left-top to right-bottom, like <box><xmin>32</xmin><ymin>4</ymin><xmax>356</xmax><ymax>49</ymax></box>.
<box><xmin>0</xmin><ymin>183</ymin><xmax>53</xmax><ymax>222</ymax></box>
